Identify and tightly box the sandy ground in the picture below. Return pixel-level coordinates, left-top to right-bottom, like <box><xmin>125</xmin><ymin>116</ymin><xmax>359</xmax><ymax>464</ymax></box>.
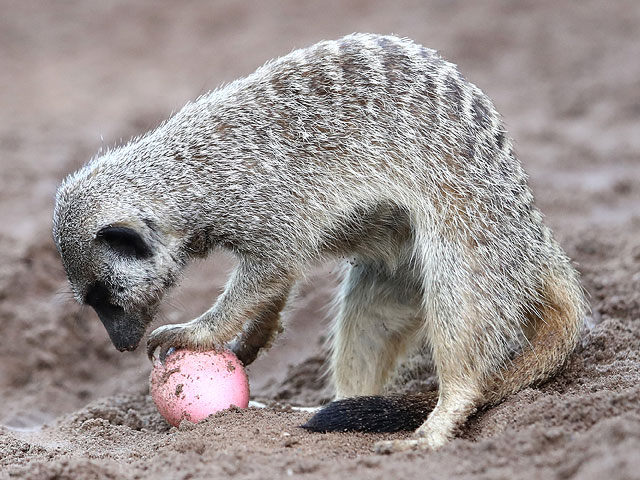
<box><xmin>1</xmin><ymin>0</ymin><xmax>640</xmax><ymax>478</ymax></box>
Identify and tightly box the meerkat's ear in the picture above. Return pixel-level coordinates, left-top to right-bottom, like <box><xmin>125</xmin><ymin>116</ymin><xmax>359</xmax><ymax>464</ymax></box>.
<box><xmin>96</xmin><ymin>225</ymin><xmax>152</xmax><ymax>260</ymax></box>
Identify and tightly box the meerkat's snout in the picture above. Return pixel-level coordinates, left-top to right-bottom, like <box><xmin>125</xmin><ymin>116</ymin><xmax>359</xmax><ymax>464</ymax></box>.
<box><xmin>85</xmin><ymin>280</ymin><xmax>147</xmax><ymax>351</ymax></box>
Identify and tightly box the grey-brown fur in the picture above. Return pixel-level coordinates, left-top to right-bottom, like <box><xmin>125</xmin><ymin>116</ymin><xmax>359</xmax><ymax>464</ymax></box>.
<box><xmin>52</xmin><ymin>33</ymin><xmax>587</xmax><ymax>451</ymax></box>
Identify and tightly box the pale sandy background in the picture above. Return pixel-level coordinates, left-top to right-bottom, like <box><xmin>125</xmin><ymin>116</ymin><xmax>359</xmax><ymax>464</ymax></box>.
<box><xmin>1</xmin><ymin>1</ymin><xmax>639</xmax><ymax>478</ymax></box>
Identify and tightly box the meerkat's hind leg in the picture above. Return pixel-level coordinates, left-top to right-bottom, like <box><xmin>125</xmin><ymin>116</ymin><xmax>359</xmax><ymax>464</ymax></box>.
<box><xmin>330</xmin><ymin>258</ymin><xmax>424</xmax><ymax>399</ymax></box>
<box><xmin>374</xmin><ymin>317</ymin><xmax>485</xmax><ymax>453</ymax></box>
<box><xmin>375</xmin><ymin>246</ymin><xmax>490</xmax><ymax>453</ymax></box>
<box><xmin>375</xmin><ymin>370</ymin><xmax>484</xmax><ymax>453</ymax></box>
<box><xmin>307</xmin><ymin>251</ymin><xmax>444</xmax><ymax>435</ymax></box>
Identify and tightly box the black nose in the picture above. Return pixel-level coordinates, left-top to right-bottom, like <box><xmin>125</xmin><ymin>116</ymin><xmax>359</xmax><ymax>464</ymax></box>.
<box><xmin>85</xmin><ymin>281</ymin><xmax>117</xmax><ymax>312</ymax></box>
<box><xmin>85</xmin><ymin>281</ymin><xmax>144</xmax><ymax>351</ymax></box>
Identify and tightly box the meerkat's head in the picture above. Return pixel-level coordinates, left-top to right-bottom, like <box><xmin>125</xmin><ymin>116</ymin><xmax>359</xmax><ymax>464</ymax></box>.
<box><xmin>52</xmin><ymin>155</ymin><xmax>187</xmax><ymax>352</ymax></box>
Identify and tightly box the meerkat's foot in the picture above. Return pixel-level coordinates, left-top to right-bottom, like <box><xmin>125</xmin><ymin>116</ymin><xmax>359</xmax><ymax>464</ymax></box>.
<box><xmin>374</xmin><ymin>438</ymin><xmax>429</xmax><ymax>454</ymax></box>
<box><xmin>146</xmin><ymin>321</ymin><xmax>223</xmax><ymax>362</ymax></box>
<box><xmin>373</xmin><ymin>382</ymin><xmax>479</xmax><ymax>454</ymax></box>
<box><xmin>374</xmin><ymin>427</ymin><xmax>449</xmax><ymax>454</ymax></box>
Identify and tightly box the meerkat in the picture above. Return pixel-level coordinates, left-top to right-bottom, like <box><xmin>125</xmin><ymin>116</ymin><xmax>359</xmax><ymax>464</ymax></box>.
<box><xmin>52</xmin><ymin>33</ymin><xmax>587</xmax><ymax>452</ymax></box>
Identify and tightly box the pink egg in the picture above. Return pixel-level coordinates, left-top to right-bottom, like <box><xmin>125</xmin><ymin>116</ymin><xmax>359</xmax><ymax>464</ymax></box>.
<box><xmin>150</xmin><ymin>349</ymin><xmax>249</xmax><ymax>426</ymax></box>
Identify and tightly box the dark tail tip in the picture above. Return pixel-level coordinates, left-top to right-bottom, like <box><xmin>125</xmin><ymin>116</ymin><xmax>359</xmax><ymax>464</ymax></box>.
<box><xmin>301</xmin><ymin>393</ymin><xmax>437</xmax><ymax>433</ymax></box>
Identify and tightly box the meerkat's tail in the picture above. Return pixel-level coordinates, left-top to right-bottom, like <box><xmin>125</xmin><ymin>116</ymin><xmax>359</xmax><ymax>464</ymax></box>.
<box><xmin>303</xmin><ymin>268</ymin><xmax>586</xmax><ymax>434</ymax></box>
<box><xmin>301</xmin><ymin>393</ymin><xmax>438</xmax><ymax>433</ymax></box>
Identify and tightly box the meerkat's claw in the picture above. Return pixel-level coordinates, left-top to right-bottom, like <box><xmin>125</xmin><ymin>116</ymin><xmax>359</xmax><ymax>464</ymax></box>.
<box><xmin>158</xmin><ymin>345</ymin><xmax>176</xmax><ymax>364</ymax></box>
<box><xmin>146</xmin><ymin>323</ymin><xmax>194</xmax><ymax>362</ymax></box>
<box><xmin>147</xmin><ymin>321</ymin><xmax>233</xmax><ymax>363</ymax></box>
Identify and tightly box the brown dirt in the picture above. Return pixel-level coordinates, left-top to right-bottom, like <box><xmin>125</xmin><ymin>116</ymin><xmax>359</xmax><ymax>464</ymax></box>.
<box><xmin>1</xmin><ymin>1</ymin><xmax>639</xmax><ymax>479</ymax></box>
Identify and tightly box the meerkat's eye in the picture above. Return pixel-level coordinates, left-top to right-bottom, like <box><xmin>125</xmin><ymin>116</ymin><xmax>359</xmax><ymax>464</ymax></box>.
<box><xmin>96</xmin><ymin>226</ymin><xmax>152</xmax><ymax>260</ymax></box>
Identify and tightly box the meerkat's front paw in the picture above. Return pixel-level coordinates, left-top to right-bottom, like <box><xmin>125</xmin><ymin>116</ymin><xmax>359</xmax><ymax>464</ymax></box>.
<box><xmin>146</xmin><ymin>322</ymin><xmax>211</xmax><ymax>362</ymax></box>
